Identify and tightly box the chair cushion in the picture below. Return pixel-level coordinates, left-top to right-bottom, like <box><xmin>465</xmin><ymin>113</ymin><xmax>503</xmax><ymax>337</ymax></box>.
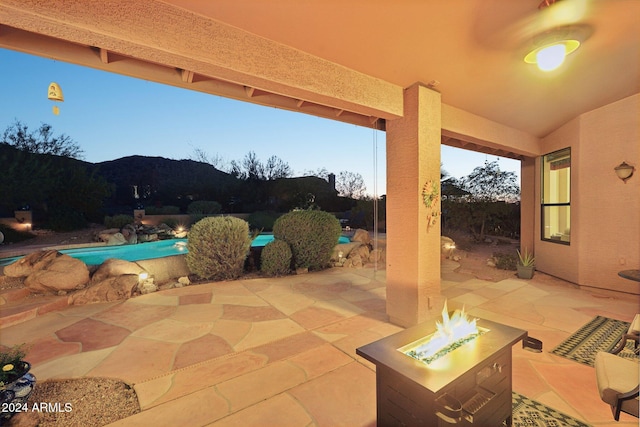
<box><xmin>595</xmin><ymin>351</ymin><xmax>639</xmax><ymax>416</ymax></box>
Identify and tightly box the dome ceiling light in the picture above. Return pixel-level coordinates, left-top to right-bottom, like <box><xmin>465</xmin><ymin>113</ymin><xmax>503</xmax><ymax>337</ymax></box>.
<box><xmin>523</xmin><ymin>0</ymin><xmax>592</xmax><ymax>72</ymax></box>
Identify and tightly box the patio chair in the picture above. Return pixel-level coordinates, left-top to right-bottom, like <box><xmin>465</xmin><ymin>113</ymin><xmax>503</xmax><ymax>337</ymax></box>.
<box><xmin>594</xmin><ymin>315</ymin><xmax>640</xmax><ymax>422</ymax></box>
<box><xmin>610</xmin><ymin>314</ymin><xmax>640</xmax><ymax>355</ymax></box>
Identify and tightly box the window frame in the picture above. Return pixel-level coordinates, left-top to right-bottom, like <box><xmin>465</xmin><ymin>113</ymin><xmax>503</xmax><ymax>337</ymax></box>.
<box><xmin>541</xmin><ymin>148</ymin><xmax>571</xmax><ymax>245</ymax></box>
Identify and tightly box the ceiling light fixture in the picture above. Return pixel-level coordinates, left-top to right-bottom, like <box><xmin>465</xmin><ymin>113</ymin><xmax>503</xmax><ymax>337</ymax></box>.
<box><xmin>523</xmin><ymin>0</ymin><xmax>591</xmax><ymax>72</ymax></box>
<box><xmin>523</xmin><ymin>24</ymin><xmax>592</xmax><ymax>72</ymax></box>
<box><xmin>524</xmin><ymin>39</ymin><xmax>580</xmax><ymax>72</ymax></box>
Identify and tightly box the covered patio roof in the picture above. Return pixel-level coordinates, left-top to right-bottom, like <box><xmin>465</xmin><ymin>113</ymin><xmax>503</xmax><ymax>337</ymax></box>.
<box><xmin>2</xmin><ymin>0</ymin><xmax>638</xmax><ymax>159</ymax></box>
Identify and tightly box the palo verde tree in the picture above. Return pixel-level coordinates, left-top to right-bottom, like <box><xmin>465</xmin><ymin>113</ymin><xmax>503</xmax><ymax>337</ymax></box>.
<box><xmin>453</xmin><ymin>160</ymin><xmax>520</xmax><ymax>240</ymax></box>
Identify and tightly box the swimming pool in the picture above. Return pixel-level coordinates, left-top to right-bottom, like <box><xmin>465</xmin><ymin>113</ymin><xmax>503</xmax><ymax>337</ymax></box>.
<box><xmin>0</xmin><ymin>234</ymin><xmax>351</xmax><ymax>266</ymax></box>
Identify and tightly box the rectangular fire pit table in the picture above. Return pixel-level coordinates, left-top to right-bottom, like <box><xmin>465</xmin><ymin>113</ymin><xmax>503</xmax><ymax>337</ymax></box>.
<box><xmin>356</xmin><ymin>317</ymin><xmax>527</xmax><ymax>426</ymax></box>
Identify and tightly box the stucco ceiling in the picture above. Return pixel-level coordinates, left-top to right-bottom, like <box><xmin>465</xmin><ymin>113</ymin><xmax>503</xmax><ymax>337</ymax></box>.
<box><xmin>1</xmin><ymin>0</ymin><xmax>639</xmax><ymax>141</ymax></box>
<box><xmin>162</xmin><ymin>0</ymin><xmax>639</xmax><ymax>138</ymax></box>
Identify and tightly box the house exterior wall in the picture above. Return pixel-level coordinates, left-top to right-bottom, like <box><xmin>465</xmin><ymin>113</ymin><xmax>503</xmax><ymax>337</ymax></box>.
<box><xmin>577</xmin><ymin>94</ymin><xmax>639</xmax><ymax>294</ymax></box>
<box><xmin>538</xmin><ymin>93</ymin><xmax>640</xmax><ymax>295</ymax></box>
<box><xmin>537</xmin><ymin>119</ymin><xmax>582</xmax><ymax>284</ymax></box>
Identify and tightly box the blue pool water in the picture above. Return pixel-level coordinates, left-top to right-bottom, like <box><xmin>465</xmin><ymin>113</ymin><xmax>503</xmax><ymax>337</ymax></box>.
<box><xmin>0</xmin><ymin>234</ymin><xmax>351</xmax><ymax>266</ymax></box>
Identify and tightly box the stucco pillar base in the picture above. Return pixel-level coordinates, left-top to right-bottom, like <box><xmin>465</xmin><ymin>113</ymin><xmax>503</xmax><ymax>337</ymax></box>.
<box><xmin>385</xmin><ymin>83</ymin><xmax>442</xmax><ymax>328</ymax></box>
<box><xmin>388</xmin><ymin>294</ymin><xmax>447</xmax><ymax>328</ymax></box>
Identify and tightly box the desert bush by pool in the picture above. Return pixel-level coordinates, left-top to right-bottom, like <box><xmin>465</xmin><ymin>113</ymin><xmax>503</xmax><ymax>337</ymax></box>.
<box><xmin>187</xmin><ymin>216</ymin><xmax>251</xmax><ymax>280</ymax></box>
<box><xmin>273</xmin><ymin>210</ymin><xmax>341</xmax><ymax>270</ymax></box>
<box><xmin>104</xmin><ymin>214</ymin><xmax>134</xmax><ymax>229</ymax></box>
<box><xmin>260</xmin><ymin>238</ymin><xmax>292</xmax><ymax>276</ymax></box>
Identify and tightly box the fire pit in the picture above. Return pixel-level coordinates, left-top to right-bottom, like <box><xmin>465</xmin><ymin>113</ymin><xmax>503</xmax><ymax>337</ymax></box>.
<box><xmin>356</xmin><ymin>309</ymin><xmax>527</xmax><ymax>426</ymax></box>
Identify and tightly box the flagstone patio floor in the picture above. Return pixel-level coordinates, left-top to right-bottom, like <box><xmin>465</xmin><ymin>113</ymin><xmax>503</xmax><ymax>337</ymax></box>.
<box><xmin>1</xmin><ymin>262</ymin><xmax>638</xmax><ymax>426</ymax></box>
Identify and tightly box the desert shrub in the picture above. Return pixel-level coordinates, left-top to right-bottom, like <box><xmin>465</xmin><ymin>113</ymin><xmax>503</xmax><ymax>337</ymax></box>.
<box><xmin>260</xmin><ymin>238</ymin><xmax>292</xmax><ymax>276</ymax></box>
<box><xmin>189</xmin><ymin>214</ymin><xmax>206</xmax><ymax>225</ymax></box>
<box><xmin>104</xmin><ymin>214</ymin><xmax>134</xmax><ymax>229</ymax></box>
<box><xmin>247</xmin><ymin>211</ymin><xmax>280</xmax><ymax>231</ymax></box>
<box><xmin>273</xmin><ymin>210</ymin><xmax>342</xmax><ymax>270</ymax></box>
<box><xmin>187</xmin><ymin>200</ymin><xmax>222</xmax><ymax>215</ymax></box>
<box><xmin>186</xmin><ymin>216</ymin><xmax>251</xmax><ymax>280</ymax></box>
<box><xmin>493</xmin><ymin>251</ymin><xmax>518</xmax><ymax>270</ymax></box>
<box><xmin>145</xmin><ymin>205</ymin><xmax>180</xmax><ymax>215</ymax></box>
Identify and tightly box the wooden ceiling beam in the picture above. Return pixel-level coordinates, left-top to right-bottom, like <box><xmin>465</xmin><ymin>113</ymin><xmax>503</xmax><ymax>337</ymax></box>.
<box><xmin>181</xmin><ymin>69</ymin><xmax>194</xmax><ymax>83</ymax></box>
<box><xmin>99</xmin><ymin>48</ymin><xmax>109</xmax><ymax>64</ymax></box>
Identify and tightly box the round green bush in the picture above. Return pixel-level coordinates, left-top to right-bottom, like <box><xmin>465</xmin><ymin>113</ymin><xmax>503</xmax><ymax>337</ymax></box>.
<box><xmin>260</xmin><ymin>238</ymin><xmax>292</xmax><ymax>276</ymax></box>
<box><xmin>273</xmin><ymin>210</ymin><xmax>342</xmax><ymax>270</ymax></box>
<box><xmin>186</xmin><ymin>216</ymin><xmax>251</xmax><ymax>280</ymax></box>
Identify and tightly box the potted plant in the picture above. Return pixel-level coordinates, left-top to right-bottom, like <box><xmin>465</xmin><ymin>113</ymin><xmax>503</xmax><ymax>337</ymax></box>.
<box><xmin>0</xmin><ymin>344</ymin><xmax>36</xmax><ymax>421</ymax></box>
<box><xmin>516</xmin><ymin>248</ymin><xmax>535</xmax><ymax>279</ymax></box>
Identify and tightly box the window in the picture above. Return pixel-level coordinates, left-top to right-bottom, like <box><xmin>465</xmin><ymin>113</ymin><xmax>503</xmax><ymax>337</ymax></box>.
<box><xmin>541</xmin><ymin>148</ymin><xmax>571</xmax><ymax>244</ymax></box>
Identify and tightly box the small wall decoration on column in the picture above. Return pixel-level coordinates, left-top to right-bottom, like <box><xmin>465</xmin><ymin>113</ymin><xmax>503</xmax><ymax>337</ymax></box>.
<box><xmin>422</xmin><ymin>179</ymin><xmax>440</xmax><ymax>233</ymax></box>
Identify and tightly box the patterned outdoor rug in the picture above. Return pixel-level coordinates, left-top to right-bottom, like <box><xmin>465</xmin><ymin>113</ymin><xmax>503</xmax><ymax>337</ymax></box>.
<box><xmin>512</xmin><ymin>392</ymin><xmax>591</xmax><ymax>427</ymax></box>
<box><xmin>550</xmin><ymin>316</ymin><xmax>639</xmax><ymax>366</ymax></box>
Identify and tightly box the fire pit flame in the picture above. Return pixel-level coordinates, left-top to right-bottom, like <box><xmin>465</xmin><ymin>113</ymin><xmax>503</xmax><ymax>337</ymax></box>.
<box><xmin>404</xmin><ymin>301</ymin><xmax>485</xmax><ymax>364</ymax></box>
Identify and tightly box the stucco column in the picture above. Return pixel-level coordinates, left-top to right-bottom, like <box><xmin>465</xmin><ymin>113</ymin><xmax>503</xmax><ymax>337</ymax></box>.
<box><xmin>385</xmin><ymin>83</ymin><xmax>442</xmax><ymax>327</ymax></box>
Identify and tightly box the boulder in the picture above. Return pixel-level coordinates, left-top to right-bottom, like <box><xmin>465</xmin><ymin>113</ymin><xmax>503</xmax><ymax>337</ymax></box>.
<box><xmin>349</xmin><ymin>254</ymin><xmax>363</xmax><ymax>268</ymax></box>
<box><xmin>138</xmin><ymin>279</ymin><xmax>158</xmax><ymax>295</ymax></box>
<box><xmin>441</xmin><ymin>236</ymin><xmax>456</xmax><ymax>258</ymax></box>
<box><xmin>91</xmin><ymin>259</ymin><xmax>145</xmax><ymax>283</ymax></box>
<box><xmin>369</xmin><ymin>248</ymin><xmax>385</xmax><ymax>263</ymax></box>
<box><xmin>3</xmin><ymin>250</ymin><xmax>60</xmax><ymax>278</ymax></box>
<box><xmin>68</xmin><ymin>274</ymin><xmax>139</xmax><ymax>305</ymax></box>
<box><xmin>138</xmin><ymin>233</ymin><xmax>158</xmax><ymax>243</ymax></box>
<box><xmin>121</xmin><ymin>224</ymin><xmax>138</xmax><ymax>244</ymax></box>
<box><xmin>96</xmin><ymin>228</ymin><xmax>120</xmax><ymax>242</ymax></box>
<box><xmin>107</xmin><ymin>232</ymin><xmax>127</xmax><ymax>246</ymax></box>
<box><xmin>351</xmin><ymin>229</ymin><xmax>371</xmax><ymax>245</ymax></box>
<box><xmin>331</xmin><ymin>242</ymin><xmax>362</xmax><ymax>261</ymax></box>
<box><xmin>349</xmin><ymin>244</ymin><xmax>371</xmax><ymax>261</ymax></box>
<box><xmin>24</xmin><ymin>255</ymin><xmax>90</xmax><ymax>294</ymax></box>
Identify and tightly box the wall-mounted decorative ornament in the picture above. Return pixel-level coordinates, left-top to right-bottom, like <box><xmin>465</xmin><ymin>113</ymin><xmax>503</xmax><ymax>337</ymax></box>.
<box><xmin>422</xmin><ymin>179</ymin><xmax>440</xmax><ymax>233</ymax></box>
<box><xmin>47</xmin><ymin>82</ymin><xmax>64</xmax><ymax>115</ymax></box>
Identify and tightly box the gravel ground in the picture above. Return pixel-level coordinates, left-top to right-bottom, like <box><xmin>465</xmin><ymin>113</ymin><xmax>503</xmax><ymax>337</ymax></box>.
<box><xmin>7</xmin><ymin>378</ymin><xmax>140</xmax><ymax>427</ymax></box>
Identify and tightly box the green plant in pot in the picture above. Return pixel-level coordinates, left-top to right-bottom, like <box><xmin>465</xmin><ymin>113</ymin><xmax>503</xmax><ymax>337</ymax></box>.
<box><xmin>516</xmin><ymin>248</ymin><xmax>535</xmax><ymax>279</ymax></box>
<box><xmin>0</xmin><ymin>344</ymin><xmax>36</xmax><ymax>421</ymax></box>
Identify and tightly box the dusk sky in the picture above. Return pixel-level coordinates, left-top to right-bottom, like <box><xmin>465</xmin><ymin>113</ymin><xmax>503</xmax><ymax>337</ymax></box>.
<box><xmin>1</xmin><ymin>49</ymin><xmax>520</xmax><ymax>196</ymax></box>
